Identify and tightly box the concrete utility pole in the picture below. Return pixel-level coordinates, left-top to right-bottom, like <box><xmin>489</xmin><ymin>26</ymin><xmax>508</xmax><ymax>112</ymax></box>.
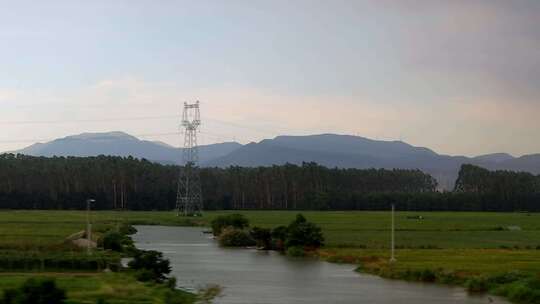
<box><xmin>390</xmin><ymin>203</ymin><xmax>397</xmax><ymax>263</ymax></box>
<box><xmin>86</xmin><ymin>199</ymin><xmax>95</xmax><ymax>255</ymax></box>
<box><xmin>176</xmin><ymin>101</ymin><xmax>203</xmax><ymax>216</ymax></box>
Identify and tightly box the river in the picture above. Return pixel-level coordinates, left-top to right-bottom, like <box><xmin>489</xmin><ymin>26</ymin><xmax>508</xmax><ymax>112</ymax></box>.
<box><xmin>133</xmin><ymin>226</ymin><xmax>508</xmax><ymax>304</ymax></box>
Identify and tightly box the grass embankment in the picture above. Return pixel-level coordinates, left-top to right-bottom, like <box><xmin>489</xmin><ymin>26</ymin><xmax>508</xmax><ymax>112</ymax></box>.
<box><xmin>0</xmin><ymin>272</ymin><xmax>195</xmax><ymax>304</ymax></box>
<box><xmin>1</xmin><ymin>210</ymin><xmax>540</xmax><ymax>302</ymax></box>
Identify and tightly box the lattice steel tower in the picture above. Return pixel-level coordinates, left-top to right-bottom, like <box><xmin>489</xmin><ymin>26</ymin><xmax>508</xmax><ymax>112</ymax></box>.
<box><xmin>176</xmin><ymin>101</ymin><xmax>203</xmax><ymax>216</ymax></box>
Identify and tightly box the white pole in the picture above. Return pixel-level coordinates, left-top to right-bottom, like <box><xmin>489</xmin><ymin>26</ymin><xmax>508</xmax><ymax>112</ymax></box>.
<box><xmin>390</xmin><ymin>204</ymin><xmax>396</xmax><ymax>263</ymax></box>
<box><xmin>87</xmin><ymin>200</ymin><xmax>91</xmax><ymax>255</ymax></box>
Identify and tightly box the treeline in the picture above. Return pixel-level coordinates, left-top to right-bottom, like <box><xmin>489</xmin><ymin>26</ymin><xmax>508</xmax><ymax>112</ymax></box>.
<box><xmin>0</xmin><ymin>154</ymin><xmax>436</xmax><ymax>210</ymax></box>
<box><xmin>0</xmin><ymin>154</ymin><xmax>539</xmax><ymax>211</ymax></box>
<box><xmin>203</xmin><ymin>162</ymin><xmax>437</xmax><ymax>210</ymax></box>
<box><xmin>454</xmin><ymin>164</ymin><xmax>540</xmax><ymax>212</ymax></box>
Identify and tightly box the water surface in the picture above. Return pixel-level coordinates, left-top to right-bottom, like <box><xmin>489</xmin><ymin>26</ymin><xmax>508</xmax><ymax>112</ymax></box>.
<box><xmin>133</xmin><ymin>226</ymin><xmax>507</xmax><ymax>304</ymax></box>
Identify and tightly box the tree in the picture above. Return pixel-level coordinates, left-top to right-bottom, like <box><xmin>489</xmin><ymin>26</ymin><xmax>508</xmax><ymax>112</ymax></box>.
<box><xmin>2</xmin><ymin>155</ymin><xmax>538</xmax><ymax>212</ymax></box>
<box><xmin>285</xmin><ymin>214</ymin><xmax>325</xmax><ymax>249</ymax></box>
<box><xmin>128</xmin><ymin>250</ymin><xmax>171</xmax><ymax>282</ymax></box>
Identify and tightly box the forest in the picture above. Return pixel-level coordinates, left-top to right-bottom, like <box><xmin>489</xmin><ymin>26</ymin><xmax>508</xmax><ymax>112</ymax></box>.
<box><xmin>0</xmin><ymin>154</ymin><xmax>538</xmax><ymax>211</ymax></box>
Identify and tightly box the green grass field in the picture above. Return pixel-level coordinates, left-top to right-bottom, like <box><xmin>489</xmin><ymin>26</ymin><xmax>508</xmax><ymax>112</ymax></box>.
<box><xmin>2</xmin><ymin>210</ymin><xmax>539</xmax><ymax>250</ymax></box>
<box><xmin>204</xmin><ymin>211</ymin><xmax>540</xmax><ymax>249</ymax></box>
<box><xmin>0</xmin><ymin>272</ymin><xmax>195</xmax><ymax>304</ymax></box>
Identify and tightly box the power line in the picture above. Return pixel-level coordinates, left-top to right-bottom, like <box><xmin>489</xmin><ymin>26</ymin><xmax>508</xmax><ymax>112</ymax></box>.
<box><xmin>0</xmin><ymin>115</ymin><xmax>178</xmax><ymax>125</ymax></box>
<box><xmin>0</xmin><ymin>114</ymin><xmax>280</xmax><ymax>138</ymax></box>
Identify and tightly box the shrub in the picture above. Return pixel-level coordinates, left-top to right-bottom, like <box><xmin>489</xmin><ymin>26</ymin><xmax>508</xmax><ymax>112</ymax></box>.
<box><xmin>286</xmin><ymin>246</ymin><xmax>305</xmax><ymax>257</ymax></box>
<box><xmin>2</xmin><ymin>278</ymin><xmax>66</xmax><ymax>304</ymax></box>
<box><xmin>271</xmin><ymin>226</ymin><xmax>288</xmax><ymax>250</ymax></box>
<box><xmin>465</xmin><ymin>276</ymin><xmax>489</xmax><ymax>293</ymax></box>
<box><xmin>135</xmin><ymin>269</ymin><xmax>157</xmax><ymax>282</ymax></box>
<box><xmin>99</xmin><ymin>231</ymin><xmax>124</xmax><ymax>252</ymax></box>
<box><xmin>488</xmin><ymin>271</ymin><xmax>526</xmax><ymax>285</ymax></box>
<box><xmin>496</xmin><ymin>277</ymin><xmax>540</xmax><ymax>304</ymax></box>
<box><xmin>128</xmin><ymin>250</ymin><xmax>171</xmax><ymax>282</ymax></box>
<box><xmin>419</xmin><ymin>269</ymin><xmax>437</xmax><ymax>283</ymax></box>
<box><xmin>218</xmin><ymin>228</ymin><xmax>255</xmax><ymax>247</ymax></box>
<box><xmin>211</xmin><ymin>214</ymin><xmax>249</xmax><ymax>236</ymax></box>
<box><xmin>119</xmin><ymin>224</ymin><xmax>137</xmax><ymax>235</ymax></box>
<box><xmin>250</xmin><ymin>227</ymin><xmax>271</xmax><ymax>249</ymax></box>
<box><xmin>166</xmin><ymin>277</ymin><xmax>177</xmax><ymax>290</ymax></box>
<box><xmin>285</xmin><ymin>214</ymin><xmax>324</xmax><ymax>249</ymax></box>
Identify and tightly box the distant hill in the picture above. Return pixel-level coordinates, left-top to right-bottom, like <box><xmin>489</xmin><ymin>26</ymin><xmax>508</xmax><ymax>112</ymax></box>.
<box><xmin>473</xmin><ymin>153</ymin><xmax>515</xmax><ymax>164</ymax></box>
<box><xmin>13</xmin><ymin>131</ymin><xmax>241</xmax><ymax>165</ymax></box>
<box><xmin>8</xmin><ymin>132</ymin><xmax>540</xmax><ymax>190</ymax></box>
<box><xmin>494</xmin><ymin>154</ymin><xmax>540</xmax><ymax>174</ymax></box>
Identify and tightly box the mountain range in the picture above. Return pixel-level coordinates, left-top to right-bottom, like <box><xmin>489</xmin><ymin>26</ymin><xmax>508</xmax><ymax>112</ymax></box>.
<box><xmin>7</xmin><ymin>131</ymin><xmax>540</xmax><ymax>190</ymax></box>
<box><xmin>13</xmin><ymin>132</ymin><xmax>241</xmax><ymax>165</ymax></box>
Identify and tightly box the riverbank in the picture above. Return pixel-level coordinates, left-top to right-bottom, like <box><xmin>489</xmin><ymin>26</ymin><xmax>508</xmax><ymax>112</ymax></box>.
<box><xmin>318</xmin><ymin>248</ymin><xmax>540</xmax><ymax>303</ymax></box>
<box><xmin>0</xmin><ymin>210</ymin><xmax>539</xmax><ymax>303</ymax></box>
<box><xmin>195</xmin><ymin>211</ymin><xmax>540</xmax><ymax>303</ymax></box>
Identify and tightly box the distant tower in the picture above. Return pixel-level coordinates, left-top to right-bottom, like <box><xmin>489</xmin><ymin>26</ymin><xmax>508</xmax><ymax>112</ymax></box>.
<box><xmin>176</xmin><ymin>101</ymin><xmax>203</xmax><ymax>216</ymax></box>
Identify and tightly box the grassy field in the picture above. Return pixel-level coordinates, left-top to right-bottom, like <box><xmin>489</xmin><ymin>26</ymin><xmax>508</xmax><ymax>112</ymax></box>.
<box><xmin>0</xmin><ymin>272</ymin><xmax>195</xmax><ymax>304</ymax></box>
<box><xmin>1</xmin><ymin>210</ymin><xmax>540</xmax><ymax>302</ymax></box>
<box><xmin>0</xmin><ymin>210</ymin><xmax>198</xmax><ymax>303</ymax></box>
<box><xmin>2</xmin><ymin>210</ymin><xmax>539</xmax><ymax>250</ymax></box>
<box><xmin>203</xmin><ymin>211</ymin><xmax>540</xmax><ymax>249</ymax></box>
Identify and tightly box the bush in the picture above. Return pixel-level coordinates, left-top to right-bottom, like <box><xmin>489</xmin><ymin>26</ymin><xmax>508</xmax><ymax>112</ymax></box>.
<box><xmin>250</xmin><ymin>227</ymin><xmax>271</xmax><ymax>249</ymax></box>
<box><xmin>2</xmin><ymin>278</ymin><xmax>66</xmax><ymax>304</ymax></box>
<box><xmin>134</xmin><ymin>269</ymin><xmax>157</xmax><ymax>282</ymax></box>
<box><xmin>271</xmin><ymin>226</ymin><xmax>288</xmax><ymax>250</ymax></box>
<box><xmin>211</xmin><ymin>214</ymin><xmax>250</xmax><ymax>236</ymax></box>
<box><xmin>488</xmin><ymin>271</ymin><xmax>526</xmax><ymax>285</ymax></box>
<box><xmin>419</xmin><ymin>269</ymin><xmax>437</xmax><ymax>283</ymax></box>
<box><xmin>465</xmin><ymin>276</ymin><xmax>489</xmax><ymax>293</ymax></box>
<box><xmin>119</xmin><ymin>224</ymin><xmax>137</xmax><ymax>235</ymax></box>
<box><xmin>496</xmin><ymin>277</ymin><xmax>540</xmax><ymax>304</ymax></box>
<box><xmin>285</xmin><ymin>214</ymin><xmax>324</xmax><ymax>249</ymax></box>
<box><xmin>166</xmin><ymin>277</ymin><xmax>177</xmax><ymax>290</ymax></box>
<box><xmin>218</xmin><ymin>228</ymin><xmax>256</xmax><ymax>247</ymax></box>
<box><xmin>99</xmin><ymin>231</ymin><xmax>124</xmax><ymax>252</ymax></box>
<box><xmin>286</xmin><ymin>246</ymin><xmax>305</xmax><ymax>257</ymax></box>
<box><xmin>128</xmin><ymin>250</ymin><xmax>171</xmax><ymax>282</ymax></box>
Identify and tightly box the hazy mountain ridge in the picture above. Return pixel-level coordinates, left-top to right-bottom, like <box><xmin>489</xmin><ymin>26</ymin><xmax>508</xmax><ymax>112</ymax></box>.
<box><xmin>206</xmin><ymin>134</ymin><xmax>540</xmax><ymax>190</ymax></box>
<box><xmin>7</xmin><ymin>132</ymin><xmax>540</xmax><ymax>190</ymax></box>
<box><xmin>13</xmin><ymin>131</ymin><xmax>242</xmax><ymax>165</ymax></box>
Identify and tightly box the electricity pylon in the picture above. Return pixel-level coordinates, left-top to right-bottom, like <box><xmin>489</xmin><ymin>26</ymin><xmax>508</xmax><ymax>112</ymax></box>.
<box><xmin>176</xmin><ymin>101</ymin><xmax>203</xmax><ymax>216</ymax></box>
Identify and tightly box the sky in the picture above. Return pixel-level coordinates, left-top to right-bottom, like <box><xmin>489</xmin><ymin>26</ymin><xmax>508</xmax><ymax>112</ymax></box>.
<box><xmin>1</xmin><ymin>0</ymin><xmax>539</xmax><ymax>157</ymax></box>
